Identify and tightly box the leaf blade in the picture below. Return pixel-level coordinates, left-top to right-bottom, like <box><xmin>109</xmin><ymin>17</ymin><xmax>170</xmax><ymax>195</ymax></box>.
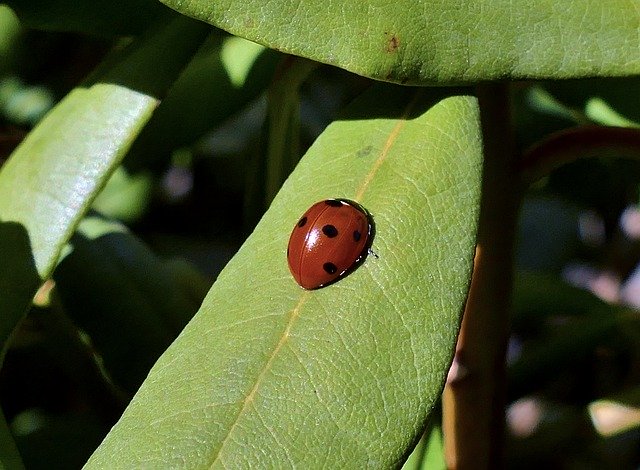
<box><xmin>86</xmin><ymin>85</ymin><xmax>483</xmax><ymax>468</ymax></box>
<box><xmin>159</xmin><ymin>0</ymin><xmax>640</xmax><ymax>84</ymax></box>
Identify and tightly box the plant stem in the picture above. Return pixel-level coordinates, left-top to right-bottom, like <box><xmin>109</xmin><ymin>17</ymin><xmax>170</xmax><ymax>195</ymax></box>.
<box><xmin>442</xmin><ymin>83</ymin><xmax>518</xmax><ymax>469</ymax></box>
<box><xmin>264</xmin><ymin>56</ymin><xmax>318</xmax><ymax>206</ymax></box>
<box><xmin>519</xmin><ymin>125</ymin><xmax>640</xmax><ymax>185</ymax></box>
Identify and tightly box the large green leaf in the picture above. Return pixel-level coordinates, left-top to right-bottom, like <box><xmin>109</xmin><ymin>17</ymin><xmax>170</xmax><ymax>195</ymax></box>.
<box><xmin>0</xmin><ymin>16</ymin><xmax>210</xmax><ymax>355</ymax></box>
<box><xmin>86</xmin><ymin>85</ymin><xmax>482</xmax><ymax>467</ymax></box>
<box><xmin>159</xmin><ymin>0</ymin><xmax>640</xmax><ymax>84</ymax></box>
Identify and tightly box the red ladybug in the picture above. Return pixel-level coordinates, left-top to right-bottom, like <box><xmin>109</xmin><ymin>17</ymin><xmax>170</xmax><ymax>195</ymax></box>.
<box><xmin>287</xmin><ymin>199</ymin><xmax>373</xmax><ymax>289</ymax></box>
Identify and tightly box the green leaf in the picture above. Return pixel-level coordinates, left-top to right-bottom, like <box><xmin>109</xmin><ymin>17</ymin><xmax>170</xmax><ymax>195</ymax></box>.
<box><xmin>0</xmin><ymin>16</ymin><xmax>210</xmax><ymax>357</ymax></box>
<box><xmin>159</xmin><ymin>0</ymin><xmax>640</xmax><ymax>84</ymax></box>
<box><xmin>0</xmin><ymin>76</ymin><xmax>55</xmax><ymax>126</ymax></box>
<box><xmin>585</xmin><ymin>97</ymin><xmax>640</xmax><ymax>128</ymax></box>
<box><xmin>402</xmin><ymin>417</ymin><xmax>445</xmax><ymax>470</ymax></box>
<box><xmin>0</xmin><ymin>5</ymin><xmax>21</xmax><ymax>73</ymax></box>
<box><xmin>91</xmin><ymin>167</ymin><xmax>153</xmax><ymax>222</ymax></box>
<box><xmin>86</xmin><ymin>85</ymin><xmax>482</xmax><ymax>467</ymax></box>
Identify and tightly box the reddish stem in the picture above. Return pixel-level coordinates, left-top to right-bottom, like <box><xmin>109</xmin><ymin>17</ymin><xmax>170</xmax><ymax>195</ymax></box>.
<box><xmin>520</xmin><ymin>125</ymin><xmax>640</xmax><ymax>185</ymax></box>
<box><xmin>443</xmin><ymin>84</ymin><xmax>518</xmax><ymax>469</ymax></box>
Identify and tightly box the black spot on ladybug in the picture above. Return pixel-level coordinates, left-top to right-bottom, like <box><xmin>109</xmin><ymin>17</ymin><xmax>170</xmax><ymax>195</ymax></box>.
<box><xmin>325</xmin><ymin>200</ymin><xmax>342</xmax><ymax>207</ymax></box>
<box><xmin>353</xmin><ymin>230</ymin><xmax>361</xmax><ymax>242</ymax></box>
<box><xmin>297</xmin><ymin>216</ymin><xmax>307</xmax><ymax>228</ymax></box>
<box><xmin>323</xmin><ymin>262</ymin><xmax>337</xmax><ymax>274</ymax></box>
<box><xmin>322</xmin><ymin>224</ymin><xmax>338</xmax><ymax>237</ymax></box>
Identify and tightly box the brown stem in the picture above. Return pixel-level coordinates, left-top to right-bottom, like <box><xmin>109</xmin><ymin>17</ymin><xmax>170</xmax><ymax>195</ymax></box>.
<box><xmin>443</xmin><ymin>84</ymin><xmax>518</xmax><ymax>469</ymax></box>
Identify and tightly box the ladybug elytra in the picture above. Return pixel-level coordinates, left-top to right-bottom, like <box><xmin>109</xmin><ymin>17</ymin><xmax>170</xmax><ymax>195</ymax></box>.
<box><xmin>287</xmin><ymin>199</ymin><xmax>373</xmax><ymax>289</ymax></box>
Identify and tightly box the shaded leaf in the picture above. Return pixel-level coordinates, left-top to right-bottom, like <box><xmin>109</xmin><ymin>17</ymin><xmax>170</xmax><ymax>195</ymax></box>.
<box><xmin>4</xmin><ymin>0</ymin><xmax>169</xmax><ymax>37</ymax></box>
<box><xmin>124</xmin><ymin>34</ymin><xmax>280</xmax><ymax>172</ymax></box>
<box><xmin>55</xmin><ymin>217</ymin><xmax>209</xmax><ymax>392</ymax></box>
<box><xmin>0</xmin><ymin>408</ymin><xmax>23</xmax><ymax>470</ymax></box>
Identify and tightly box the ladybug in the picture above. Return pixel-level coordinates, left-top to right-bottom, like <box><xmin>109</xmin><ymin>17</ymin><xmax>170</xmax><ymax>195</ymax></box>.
<box><xmin>287</xmin><ymin>199</ymin><xmax>374</xmax><ymax>289</ymax></box>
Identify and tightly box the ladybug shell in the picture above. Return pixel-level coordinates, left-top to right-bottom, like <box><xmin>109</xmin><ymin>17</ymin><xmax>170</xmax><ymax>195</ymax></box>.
<box><xmin>287</xmin><ymin>199</ymin><xmax>372</xmax><ymax>289</ymax></box>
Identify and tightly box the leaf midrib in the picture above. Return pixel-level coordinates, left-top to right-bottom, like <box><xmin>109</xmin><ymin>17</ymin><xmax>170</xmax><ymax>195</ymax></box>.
<box><xmin>207</xmin><ymin>92</ymin><xmax>420</xmax><ymax>466</ymax></box>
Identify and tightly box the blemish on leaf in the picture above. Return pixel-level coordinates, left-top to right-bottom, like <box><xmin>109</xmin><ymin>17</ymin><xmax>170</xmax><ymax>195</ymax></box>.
<box><xmin>385</xmin><ymin>33</ymin><xmax>400</xmax><ymax>53</ymax></box>
<box><xmin>356</xmin><ymin>145</ymin><xmax>373</xmax><ymax>158</ymax></box>
<box><xmin>243</xmin><ymin>16</ymin><xmax>255</xmax><ymax>29</ymax></box>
